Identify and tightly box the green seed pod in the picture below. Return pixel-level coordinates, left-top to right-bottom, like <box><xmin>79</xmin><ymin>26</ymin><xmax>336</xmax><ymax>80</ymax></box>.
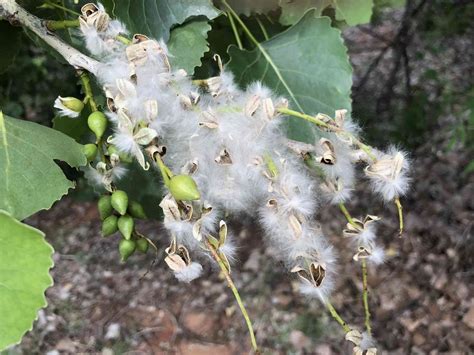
<box><xmin>87</xmin><ymin>111</ymin><xmax>108</xmax><ymax>139</ymax></box>
<box><xmin>102</xmin><ymin>215</ymin><xmax>118</xmax><ymax>237</ymax></box>
<box><xmin>119</xmin><ymin>239</ymin><xmax>136</xmax><ymax>262</ymax></box>
<box><xmin>117</xmin><ymin>214</ymin><xmax>134</xmax><ymax>240</ymax></box>
<box><xmin>128</xmin><ymin>201</ymin><xmax>147</xmax><ymax>219</ymax></box>
<box><xmin>97</xmin><ymin>195</ymin><xmax>113</xmax><ymax>220</ymax></box>
<box><xmin>111</xmin><ymin>190</ymin><xmax>128</xmax><ymax>215</ymax></box>
<box><xmin>168</xmin><ymin>175</ymin><xmax>201</xmax><ymax>201</ymax></box>
<box><xmin>83</xmin><ymin>143</ymin><xmax>98</xmax><ymax>162</ymax></box>
<box><xmin>136</xmin><ymin>238</ymin><xmax>149</xmax><ymax>254</ymax></box>
<box><xmin>58</xmin><ymin>96</ymin><xmax>84</xmax><ymax>113</ymax></box>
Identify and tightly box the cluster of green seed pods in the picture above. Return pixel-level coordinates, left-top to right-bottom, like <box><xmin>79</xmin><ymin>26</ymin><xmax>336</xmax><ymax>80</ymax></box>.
<box><xmin>98</xmin><ymin>190</ymin><xmax>149</xmax><ymax>262</ymax></box>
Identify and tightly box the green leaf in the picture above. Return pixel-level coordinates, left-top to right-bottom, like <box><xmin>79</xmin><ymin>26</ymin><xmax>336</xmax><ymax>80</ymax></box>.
<box><xmin>52</xmin><ymin>114</ymin><xmax>89</xmax><ymax>142</ymax></box>
<box><xmin>168</xmin><ymin>20</ymin><xmax>212</xmax><ymax>74</ymax></box>
<box><xmin>101</xmin><ymin>0</ymin><xmax>220</xmax><ymax>41</ymax></box>
<box><xmin>334</xmin><ymin>0</ymin><xmax>374</xmax><ymax>26</ymax></box>
<box><xmin>227</xmin><ymin>11</ymin><xmax>352</xmax><ymax>142</ymax></box>
<box><xmin>0</xmin><ymin>21</ymin><xmax>22</xmax><ymax>74</ymax></box>
<box><xmin>0</xmin><ymin>211</ymin><xmax>54</xmax><ymax>351</ymax></box>
<box><xmin>0</xmin><ymin>112</ymin><xmax>87</xmax><ymax>220</ymax></box>
<box><xmin>220</xmin><ymin>0</ymin><xmax>279</xmax><ymax>16</ymax></box>
<box><xmin>279</xmin><ymin>0</ymin><xmax>331</xmax><ymax>25</ymax></box>
<box><xmin>280</xmin><ymin>0</ymin><xmax>374</xmax><ymax>26</ymax></box>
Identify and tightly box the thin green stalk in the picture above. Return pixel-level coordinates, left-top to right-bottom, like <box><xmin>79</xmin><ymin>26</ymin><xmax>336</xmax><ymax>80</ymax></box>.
<box><xmin>44</xmin><ymin>0</ymin><xmax>80</xmax><ymax>16</ymax></box>
<box><xmin>326</xmin><ymin>301</ymin><xmax>351</xmax><ymax>333</ymax></box>
<box><xmin>46</xmin><ymin>19</ymin><xmax>79</xmax><ymax>31</ymax></box>
<box><xmin>115</xmin><ymin>35</ymin><xmax>132</xmax><ymax>45</ymax></box>
<box><xmin>206</xmin><ymin>240</ymin><xmax>259</xmax><ymax>353</ymax></box>
<box><xmin>277</xmin><ymin>107</ymin><xmax>330</xmax><ymax>128</ymax></box>
<box><xmin>339</xmin><ymin>203</ymin><xmax>357</xmax><ymax>228</ymax></box>
<box><xmin>78</xmin><ymin>71</ymin><xmax>98</xmax><ymax>112</ymax></box>
<box><xmin>394</xmin><ymin>197</ymin><xmax>404</xmax><ymax>237</ymax></box>
<box><xmin>227</xmin><ymin>11</ymin><xmax>243</xmax><ymax>49</ymax></box>
<box><xmin>361</xmin><ymin>259</ymin><xmax>372</xmax><ymax>335</ymax></box>
<box><xmin>150</xmin><ymin>152</ymin><xmax>173</xmax><ymax>186</ymax></box>
<box><xmin>277</xmin><ymin>107</ymin><xmax>377</xmax><ymax>161</ymax></box>
<box><xmin>256</xmin><ymin>17</ymin><xmax>269</xmax><ymax>40</ymax></box>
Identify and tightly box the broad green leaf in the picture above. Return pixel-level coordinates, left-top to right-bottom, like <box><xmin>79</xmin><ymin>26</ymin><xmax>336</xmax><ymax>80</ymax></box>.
<box><xmin>168</xmin><ymin>20</ymin><xmax>212</xmax><ymax>74</ymax></box>
<box><xmin>221</xmin><ymin>0</ymin><xmax>279</xmax><ymax>15</ymax></box>
<box><xmin>0</xmin><ymin>21</ymin><xmax>22</xmax><ymax>74</ymax></box>
<box><xmin>279</xmin><ymin>0</ymin><xmax>331</xmax><ymax>25</ymax></box>
<box><xmin>0</xmin><ymin>211</ymin><xmax>54</xmax><ymax>351</ymax></box>
<box><xmin>0</xmin><ymin>112</ymin><xmax>87</xmax><ymax>220</ymax></box>
<box><xmin>52</xmin><ymin>114</ymin><xmax>89</xmax><ymax>142</ymax></box>
<box><xmin>227</xmin><ymin>11</ymin><xmax>352</xmax><ymax>142</ymax></box>
<box><xmin>280</xmin><ymin>0</ymin><xmax>374</xmax><ymax>26</ymax></box>
<box><xmin>101</xmin><ymin>0</ymin><xmax>220</xmax><ymax>41</ymax></box>
<box><xmin>335</xmin><ymin>0</ymin><xmax>374</xmax><ymax>26</ymax></box>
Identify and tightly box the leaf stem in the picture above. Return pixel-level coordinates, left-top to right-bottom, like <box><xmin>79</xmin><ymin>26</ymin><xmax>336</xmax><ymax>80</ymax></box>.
<box><xmin>394</xmin><ymin>197</ymin><xmax>404</xmax><ymax>237</ymax></box>
<box><xmin>361</xmin><ymin>259</ymin><xmax>372</xmax><ymax>335</ymax></box>
<box><xmin>115</xmin><ymin>34</ymin><xmax>132</xmax><ymax>45</ymax></box>
<box><xmin>78</xmin><ymin>70</ymin><xmax>98</xmax><ymax>112</ymax></box>
<box><xmin>277</xmin><ymin>107</ymin><xmax>377</xmax><ymax>161</ymax></box>
<box><xmin>338</xmin><ymin>202</ymin><xmax>357</xmax><ymax>228</ymax></box>
<box><xmin>256</xmin><ymin>17</ymin><xmax>269</xmax><ymax>40</ymax></box>
<box><xmin>205</xmin><ymin>240</ymin><xmax>259</xmax><ymax>353</ymax></box>
<box><xmin>149</xmin><ymin>151</ymin><xmax>173</xmax><ymax>186</ymax></box>
<box><xmin>46</xmin><ymin>19</ymin><xmax>79</xmax><ymax>31</ymax></box>
<box><xmin>221</xmin><ymin>0</ymin><xmax>304</xmax><ymax>112</ymax></box>
<box><xmin>326</xmin><ymin>301</ymin><xmax>351</xmax><ymax>333</ymax></box>
<box><xmin>227</xmin><ymin>11</ymin><xmax>243</xmax><ymax>50</ymax></box>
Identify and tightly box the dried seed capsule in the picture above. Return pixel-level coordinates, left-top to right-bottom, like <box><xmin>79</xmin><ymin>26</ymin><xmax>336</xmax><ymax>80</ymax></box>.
<box><xmin>83</xmin><ymin>143</ymin><xmax>98</xmax><ymax>162</ymax></box>
<box><xmin>117</xmin><ymin>215</ymin><xmax>134</xmax><ymax>240</ymax></box>
<box><xmin>119</xmin><ymin>239</ymin><xmax>136</xmax><ymax>262</ymax></box>
<box><xmin>87</xmin><ymin>111</ymin><xmax>108</xmax><ymax>139</ymax></box>
<box><xmin>136</xmin><ymin>238</ymin><xmax>149</xmax><ymax>254</ymax></box>
<box><xmin>102</xmin><ymin>215</ymin><xmax>118</xmax><ymax>237</ymax></box>
<box><xmin>168</xmin><ymin>175</ymin><xmax>200</xmax><ymax>201</ymax></box>
<box><xmin>111</xmin><ymin>190</ymin><xmax>128</xmax><ymax>215</ymax></box>
<box><xmin>128</xmin><ymin>201</ymin><xmax>147</xmax><ymax>219</ymax></box>
<box><xmin>97</xmin><ymin>195</ymin><xmax>113</xmax><ymax>220</ymax></box>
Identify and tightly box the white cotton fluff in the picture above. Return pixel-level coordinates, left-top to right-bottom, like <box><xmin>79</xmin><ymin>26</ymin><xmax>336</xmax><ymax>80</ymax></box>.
<box><xmin>366</xmin><ymin>147</ymin><xmax>410</xmax><ymax>202</ymax></box>
<box><xmin>77</xmin><ymin>12</ymin><xmax>401</xmax><ymax>303</ymax></box>
<box><xmin>367</xmin><ymin>245</ymin><xmax>385</xmax><ymax>265</ymax></box>
<box><xmin>360</xmin><ymin>331</ymin><xmax>376</xmax><ymax>350</ymax></box>
<box><xmin>299</xmin><ymin>278</ymin><xmax>336</xmax><ymax>303</ymax></box>
<box><xmin>174</xmin><ymin>262</ymin><xmax>203</xmax><ymax>283</ymax></box>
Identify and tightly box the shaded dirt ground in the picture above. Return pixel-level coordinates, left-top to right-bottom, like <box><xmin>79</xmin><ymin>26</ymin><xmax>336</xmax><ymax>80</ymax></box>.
<box><xmin>13</xmin><ymin>118</ymin><xmax>474</xmax><ymax>355</ymax></box>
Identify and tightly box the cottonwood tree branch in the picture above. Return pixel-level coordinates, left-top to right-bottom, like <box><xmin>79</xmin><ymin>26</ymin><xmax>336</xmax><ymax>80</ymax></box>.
<box><xmin>0</xmin><ymin>0</ymin><xmax>99</xmax><ymax>74</ymax></box>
